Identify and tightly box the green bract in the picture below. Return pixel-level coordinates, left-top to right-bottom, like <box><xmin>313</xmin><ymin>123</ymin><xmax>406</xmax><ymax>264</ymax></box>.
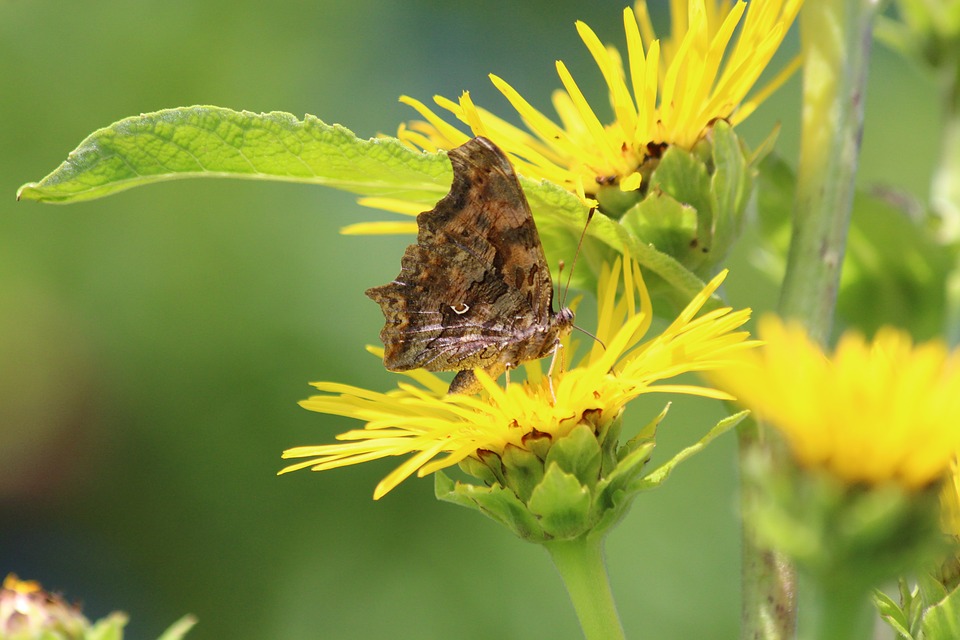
<box><xmin>619</xmin><ymin>122</ymin><xmax>753</xmax><ymax>274</ymax></box>
<box><xmin>745</xmin><ymin>453</ymin><xmax>947</xmax><ymax>593</ymax></box>
<box><xmin>435</xmin><ymin>408</ymin><xmax>747</xmax><ymax>544</ymax></box>
<box><xmin>878</xmin><ymin>577</ymin><xmax>960</xmax><ymax>640</ymax></box>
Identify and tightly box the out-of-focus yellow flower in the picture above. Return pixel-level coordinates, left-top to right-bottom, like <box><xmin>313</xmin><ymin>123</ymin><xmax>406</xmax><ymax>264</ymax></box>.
<box><xmin>717</xmin><ymin>317</ymin><xmax>960</xmax><ymax>489</ymax></box>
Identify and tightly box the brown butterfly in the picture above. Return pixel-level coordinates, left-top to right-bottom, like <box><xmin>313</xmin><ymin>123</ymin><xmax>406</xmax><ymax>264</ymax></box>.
<box><xmin>366</xmin><ymin>136</ymin><xmax>574</xmax><ymax>394</ymax></box>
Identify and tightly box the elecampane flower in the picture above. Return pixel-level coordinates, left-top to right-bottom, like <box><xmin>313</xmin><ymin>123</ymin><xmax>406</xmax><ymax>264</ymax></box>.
<box><xmin>397</xmin><ymin>0</ymin><xmax>801</xmax><ymax>200</ymax></box>
<box><xmin>716</xmin><ymin>317</ymin><xmax>960</xmax><ymax>489</ymax></box>
<box><xmin>281</xmin><ymin>258</ymin><xmax>755</xmax><ymax>499</ymax></box>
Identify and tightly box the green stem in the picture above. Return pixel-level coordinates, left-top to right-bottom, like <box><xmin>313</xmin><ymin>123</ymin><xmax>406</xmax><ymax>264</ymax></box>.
<box><xmin>739</xmin><ymin>2</ymin><xmax>878</xmax><ymax>639</ymax></box>
<box><xmin>933</xmin><ymin>54</ymin><xmax>960</xmax><ymax>245</ymax></box>
<box><xmin>796</xmin><ymin>572</ymin><xmax>874</xmax><ymax>640</ymax></box>
<box><xmin>779</xmin><ymin>0</ymin><xmax>877</xmax><ymax>336</ymax></box>
<box><xmin>545</xmin><ymin>535</ymin><xmax>626</xmax><ymax>640</ymax></box>
<box><xmin>738</xmin><ymin>417</ymin><xmax>796</xmax><ymax>640</ymax></box>
<box><xmin>935</xmin><ymin>59</ymin><xmax>960</xmax><ymax>345</ymax></box>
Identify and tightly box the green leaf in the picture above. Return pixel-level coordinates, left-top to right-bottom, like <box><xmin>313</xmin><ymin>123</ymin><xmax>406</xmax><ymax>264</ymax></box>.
<box><xmin>633</xmin><ymin>410</ymin><xmax>747</xmax><ymax>491</ymax></box>
<box><xmin>18</xmin><ymin>106</ymin><xmax>452</xmax><ymax>204</ymax></box>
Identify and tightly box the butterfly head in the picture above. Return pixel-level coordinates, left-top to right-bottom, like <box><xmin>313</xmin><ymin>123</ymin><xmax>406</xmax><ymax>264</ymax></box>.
<box><xmin>556</xmin><ymin>306</ymin><xmax>575</xmax><ymax>331</ymax></box>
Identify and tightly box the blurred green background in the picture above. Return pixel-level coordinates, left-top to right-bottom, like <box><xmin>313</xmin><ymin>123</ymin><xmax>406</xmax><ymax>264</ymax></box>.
<box><xmin>0</xmin><ymin>1</ymin><xmax>940</xmax><ymax>638</ymax></box>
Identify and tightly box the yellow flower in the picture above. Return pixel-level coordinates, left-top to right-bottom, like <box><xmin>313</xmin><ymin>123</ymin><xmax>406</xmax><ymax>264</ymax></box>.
<box><xmin>280</xmin><ymin>258</ymin><xmax>755</xmax><ymax>499</ymax></box>
<box><xmin>397</xmin><ymin>0</ymin><xmax>801</xmax><ymax>200</ymax></box>
<box><xmin>717</xmin><ymin>317</ymin><xmax>960</xmax><ymax>489</ymax></box>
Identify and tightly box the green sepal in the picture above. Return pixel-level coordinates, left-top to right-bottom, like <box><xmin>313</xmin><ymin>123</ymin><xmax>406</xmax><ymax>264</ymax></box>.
<box><xmin>648</xmin><ymin>142</ymin><xmax>713</xmax><ymax>260</ymax></box>
<box><xmin>876</xmin><ymin>567</ymin><xmax>960</xmax><ymax>640</ymax></box>
<box><xmin>543</xmin><ymin>424</ymin><xmax>602</xmax><ymax>490</ymax></box>
<box><xmin>619</xmin><ymin>120</ymin><xmax>752</xmax><ymax>280</ymax></box>
<box><xmin>595</xmin><ymin>183</ymin><xmax>644</xmax><ymax>218</ymax></box>
<box><xmin>458</xmin><ymin>454</ymin><xmax>500</xmax><ymax>486</ymax></box>
<box><xmin>580</xmin><ymin>409</ymin><xmax>665</xmax><ymax>527</ymax></box>
<box><xmin>528</xmin><ymin>463</ymin><xmax>593</xmax><ymax>539</ymax></box>
<box><xmin>748</xmin><ymin>457</ymin><xmax>946</xmax><ymax>591</ymax></box>
<box><xmin>438</xmin><ymin>407</ymin><xmax>740</xmax><ymax>543</ymax></box>
<box><xmin>617</xmin><ymin>403</ymin><xmax>667</xmax><ymax>461</ymax></box>
<box><xmin>434</xmin><ymin>471</ymin><xmax>545</xmax><ymax>540</ymax></box>
<box><xmin>520</xmin><ymin>428</ymin><xmax>554</xmax><ymax>461</ymax></box>
<box><xmin>501</xmin><ymin>443</ymin><xmax>546</xmax><ymax>503</ymax></box>
<box><xmin>594</xmin><ymin>441</ymin><xmax>656</xmax><ymax>516</ymax></box>
<box><xmin>920</xmin><ymin>578</ymin><xmax>960</xmax><ymax>640</ymax></box>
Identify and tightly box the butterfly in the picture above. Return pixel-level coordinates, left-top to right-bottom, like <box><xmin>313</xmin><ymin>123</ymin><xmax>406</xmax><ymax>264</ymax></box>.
<box><xmin>366</xmin><ymin>136</ymin><xmax>574</xmax><ymax>394</ymax></box>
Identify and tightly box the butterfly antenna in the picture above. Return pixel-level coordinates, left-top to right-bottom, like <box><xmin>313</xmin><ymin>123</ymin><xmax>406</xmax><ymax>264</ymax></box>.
<box><xmin>557</xmin><ymin>208</ymin><xmax>604</xmax><ymax>350</ymax></box>
<box><xmin>572</xmin><ymin>324</ymin><xmax>606</xmax><ymax>351</ymax></box>
<box><xmin>560</xmin><ymin>207</ymin><xmax>595</xmax><ymax>309</ymax></box>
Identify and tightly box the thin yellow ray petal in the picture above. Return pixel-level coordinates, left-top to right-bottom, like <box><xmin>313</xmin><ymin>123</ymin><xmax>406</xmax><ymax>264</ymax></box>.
<box><xmin>340</xmin><ymin>221</ymin><xmax>420</xmax><ymax>235</ymax></box>
<box><xmin>555</xmin><ymin>60</ymin><xmax>623</xmax><ymax>170</ymax></box>
<box><xmin>623</xmin><ymin>8</ymin><xmax>652</xmax><ymax>138</ymax></box>
<box><xmin>374</xmin><ymin>440</ymin><xmax>452</xmax><ymax>499</ymax></box>
<box><xmin>399</xmin><ymin>95</ymin><xmax>470</xmax><ymax>147</ymax></box>
<box><xmin>575</xmin><ymin>20</ymin><xmax>638</xmax><ymax>133</ymax></box>
<box><xmin>358</xmin><ymin>196</ymin><xmax>427</xmax><ymax>214</ymax></box>
<box><xmin>635</xmin><ymin>2</ymin><xmax>657</xmax><ymax>53</ymax></box>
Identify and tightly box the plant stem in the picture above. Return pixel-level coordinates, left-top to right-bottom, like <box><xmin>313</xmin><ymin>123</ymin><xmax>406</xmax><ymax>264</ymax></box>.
<box><xmin>779</xmin><ymin>0</ymin><xmax>877</xmax><ymax>336</ymax></box>
<box><xmin>739</xmin><ymin>1</ymin><xmax>878</xmax><ymax>639</ymax></box>
<box><xmin>935</xmin><ymin>59</ymin><xmax>960</xmax><ymax>345</ymax></box>
<box><xmin>738</xmin><ymin>417</ymin><xmax>796</xmax><ymax>640</ymax></box>
<box><xmin>545</xmin><ymin>535</ymin><xmax>626</xmax><ymax>640</ymax></box>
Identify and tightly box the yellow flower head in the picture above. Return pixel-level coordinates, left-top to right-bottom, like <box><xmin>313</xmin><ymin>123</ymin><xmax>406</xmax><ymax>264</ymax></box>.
<box><xmin>398</xmin><ymin>0</ymin><xmax>801</xmax><ymax>199</ymax></box>
<box><xmin>281</xmin><ymin>258</ymin><xmax>754</xmax><ymax>499</ymax></box>
<box><xmin>717</xmin><ymin>317</ymin><xmax>960</xmax><ymax>489</ymax></box>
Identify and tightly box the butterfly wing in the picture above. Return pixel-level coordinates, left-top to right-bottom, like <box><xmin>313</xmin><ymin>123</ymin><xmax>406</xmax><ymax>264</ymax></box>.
<box><xmin>366</xmin><ymin>137</ymin><xmax>557</xmax><ymax>372</ymax></box>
